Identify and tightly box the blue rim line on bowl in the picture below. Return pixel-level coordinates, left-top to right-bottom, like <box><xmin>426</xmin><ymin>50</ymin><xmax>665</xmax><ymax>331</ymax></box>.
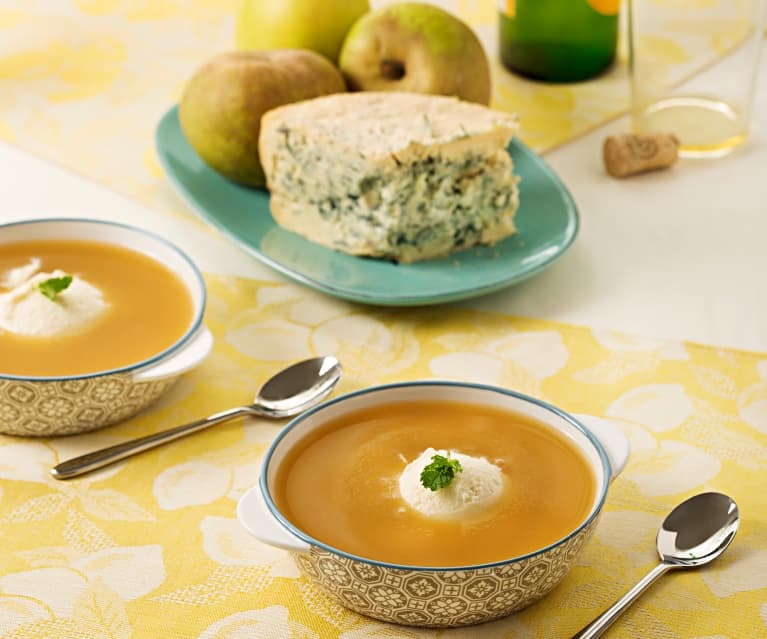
<box><xmin>0</xmin><ymin>217</ymin><xmax>207</xmax><ymax>382</ymax></box>
<box><xmin>258</xmin><ymin>380</ymin><xmax>612</xmax><ymax>572</ymax></box>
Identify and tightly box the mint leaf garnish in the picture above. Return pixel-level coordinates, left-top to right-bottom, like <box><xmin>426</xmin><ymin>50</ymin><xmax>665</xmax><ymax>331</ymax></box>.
<box><xmin>38</xmin><ymin>275</ymin><xmax>72</xmax><ymax>301</ymax></box>
<box><xmin>420</xmin><ymin>454</ymin><xmax>462</xmax><ymax>491</ymax></box>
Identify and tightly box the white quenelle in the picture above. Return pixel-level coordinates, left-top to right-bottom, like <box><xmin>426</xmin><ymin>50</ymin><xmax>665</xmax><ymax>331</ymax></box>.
<box><xmin>0</xmin><ymin>265</ymin><xmax>107</xmax><ymax>338</ymax></box>
<box><xmin>398</xmin><ymin>447</ymin><xmax>504</xmax><ymax>519</ymax></box>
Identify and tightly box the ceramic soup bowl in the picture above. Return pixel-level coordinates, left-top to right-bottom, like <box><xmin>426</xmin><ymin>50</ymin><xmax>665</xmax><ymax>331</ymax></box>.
<box><xmin>0</xmin><ymin>218</ymin><xmax>211</xmax><ymax>437</ymax></box>
<box><xmin>238</xmin><ymin>381</ymin><xmax>629</xmax><ymax>628</ymax></box>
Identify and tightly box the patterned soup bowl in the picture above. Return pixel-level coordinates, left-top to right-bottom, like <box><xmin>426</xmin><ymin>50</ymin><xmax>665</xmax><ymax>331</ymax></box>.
<box><xmin>0</xmin><ymin>218</ymin><xmax>211</xmax><ymax>437</ymax></box>
<box><xmin>238</xmin><ymin>382</ymin><xmax>629</xmax><ymax>628</ymax></box>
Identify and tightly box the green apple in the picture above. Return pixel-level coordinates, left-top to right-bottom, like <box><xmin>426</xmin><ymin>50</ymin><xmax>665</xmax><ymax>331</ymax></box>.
<box><xmin>338</xmin><ymin>3</ymin><xmax>491</xmax><ymax>105</ymax></box>
<box><xmin>179</xmin><ymin>50</ymin><xmax>345</xmax><ymax>188</ymax></box>
<box><xmin>236</xmin><ymin>0</ymin><xmax>370</xmax><ymax>63</ymax></box>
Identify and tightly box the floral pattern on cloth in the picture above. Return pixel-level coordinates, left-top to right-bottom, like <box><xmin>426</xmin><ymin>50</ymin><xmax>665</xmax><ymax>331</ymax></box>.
<box><xmin>0</xmin><ymin>275</ymin><xmax>766</xmax><ymax>638</ymax></box>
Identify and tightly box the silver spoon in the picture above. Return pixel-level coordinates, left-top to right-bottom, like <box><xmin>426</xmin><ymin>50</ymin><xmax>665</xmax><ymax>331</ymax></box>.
<box><xmin>51</xmin><ymin>355</ymin><xmax>342</xmax><ymax>480</ymax></box>
<box><xmin>572</xmin><ymin>491</ymin><xmax>739</xmax><ymax>639</ymax></box>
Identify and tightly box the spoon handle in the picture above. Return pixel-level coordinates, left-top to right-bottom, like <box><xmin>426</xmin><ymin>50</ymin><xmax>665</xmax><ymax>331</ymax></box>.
<box><xmin>571</xmin><ymin>561</ymin><xmax>674</xmax><ymax>639</ymax></box>
<box><xmin>50</xmin><ymin>406</ymin><xmax>252</xmax><ymax>480</ymax></box>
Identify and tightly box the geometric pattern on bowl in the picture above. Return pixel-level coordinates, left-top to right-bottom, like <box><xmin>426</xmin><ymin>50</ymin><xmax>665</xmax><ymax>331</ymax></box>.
<box><xmin>292</xmin><ymin>515</ymin><xmax>598</xmax><ymax>628</ymax></box>
<box><xmin>0</xmin><ymin>375</ymin><xmax>177</xmax><ymax>436</ymax></box>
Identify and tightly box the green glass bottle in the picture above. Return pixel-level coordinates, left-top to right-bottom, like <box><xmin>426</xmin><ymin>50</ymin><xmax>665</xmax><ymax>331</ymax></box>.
<box><xmin>499</xmin><ymin>0</ymin><xmax>619</xmax><ymax>83</ymax></box>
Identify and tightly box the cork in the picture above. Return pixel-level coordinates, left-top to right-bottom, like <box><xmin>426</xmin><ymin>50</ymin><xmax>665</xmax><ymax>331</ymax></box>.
<box><xmin>603</xmin><ymin>133</ymin><xmax>680</xmax><ymax>178</ymax></box>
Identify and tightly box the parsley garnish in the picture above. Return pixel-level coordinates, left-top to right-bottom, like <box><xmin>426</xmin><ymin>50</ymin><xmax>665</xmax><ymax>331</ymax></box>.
<box><xmin>38</xmin><ymin>275</ymin><xmax>72</xmax><ymax>301</ymax></box>
<box><xmin>420</xmin><ymin>454</ymin><xmax>462</xmax><ymax>491</ymax></box>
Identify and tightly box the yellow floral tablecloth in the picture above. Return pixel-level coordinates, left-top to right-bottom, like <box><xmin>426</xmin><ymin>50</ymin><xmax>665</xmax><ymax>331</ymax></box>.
<box><xmin>2</xmin><ymin>277</ymin><xmax>767</xmax><ymax>638</ymax></box>
<box><xmin>1</xmin><ymin>1</ymin><xmax>767</xmax><ymax>637</ymax></box>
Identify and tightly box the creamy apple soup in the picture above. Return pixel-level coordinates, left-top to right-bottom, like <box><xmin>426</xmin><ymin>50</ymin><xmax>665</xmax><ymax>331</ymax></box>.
<box><xmin>273</xmin><ymin>400</ymin><xmax>597</xmax><ymax>567</ymax></box>
<box><xmin>0</xmin><ymin>239</ymin><xmax>195</xmax><ymax>376</ymax></box>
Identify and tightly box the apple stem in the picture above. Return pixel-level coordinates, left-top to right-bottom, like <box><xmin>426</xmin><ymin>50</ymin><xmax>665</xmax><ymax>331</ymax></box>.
<box><xmin>380</xmin><ymin>59</ymin><xmax>406</xmax><ymax>81</ymax></box>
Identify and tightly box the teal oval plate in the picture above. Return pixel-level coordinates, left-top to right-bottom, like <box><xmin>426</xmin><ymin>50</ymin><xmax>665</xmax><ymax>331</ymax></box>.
<box><xmin>156</xmin><ymin>105</ymin><xmax>578</xmax><ymax>306</ymax></box>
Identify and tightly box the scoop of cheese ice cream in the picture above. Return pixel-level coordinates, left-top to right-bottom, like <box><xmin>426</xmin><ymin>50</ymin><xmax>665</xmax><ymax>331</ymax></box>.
<box><xmin>0</xmin><ymin>268</ymin><xmax>107</xmax><ymax>338</ymax></box>
<box><xmin>398</xmin><ymin>448</ymin><xmax>504</xmax><ymax>519</ymax></box>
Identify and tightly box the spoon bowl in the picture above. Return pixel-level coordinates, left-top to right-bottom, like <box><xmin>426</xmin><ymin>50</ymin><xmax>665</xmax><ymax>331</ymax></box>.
<box><xmin>658</xmin><ymin>491</ymin><xmax>739</xmax><ymax>567</ymax></box>
<box><xmin>51</xmin><ymin>356</ymin><xmax>342</xmax><ymax>480</ymax></box>
<box><xmin>572</xmin><ymin>492</ymin><xmax>740</xmax><ymax>639</ymax></box>
<box><xmin>255</xmin><ymin>356</ymin><xmax>343</xmax><ymax>417</ymax></box>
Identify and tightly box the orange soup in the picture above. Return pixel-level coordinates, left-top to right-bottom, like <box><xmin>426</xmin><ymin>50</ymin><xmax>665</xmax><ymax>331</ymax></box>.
<box><xmin>0</xmin><ymin>239</ymin><xmax>195</xmax><ymax>376</ymax></box>
<box><xmin>274</xmin><ymin>400</ymin><xmax>597</xmax><ymax>567</ymax></box>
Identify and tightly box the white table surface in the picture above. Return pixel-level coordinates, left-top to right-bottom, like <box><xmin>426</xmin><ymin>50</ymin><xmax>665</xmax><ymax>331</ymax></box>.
<box><xmin>1</xmin><ymin>60</ymin><xmax>765</xmax><ymax>354</ymax></box>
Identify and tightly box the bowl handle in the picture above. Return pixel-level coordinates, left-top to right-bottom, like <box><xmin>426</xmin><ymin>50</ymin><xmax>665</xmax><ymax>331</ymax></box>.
<box><xmin>573</xmin><ymin>414</ymin><xmax>630</xmax><ymax>481</ymax></box>
<box><xmin>132</xmin><ymin>325</ymin><xmax>213</xmax><ymax>382</ymax></box>
<box><xmin>237</xmin><ymin>485</ymin><xmax>311</xmax><ymax>554</ymax></box>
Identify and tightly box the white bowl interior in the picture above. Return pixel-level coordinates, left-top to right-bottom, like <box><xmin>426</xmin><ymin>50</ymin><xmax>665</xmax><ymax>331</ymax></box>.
<box><xmin>266</xmin><ymin>384</ymin><xmax>608</xmax><ymax>523</ymax></box>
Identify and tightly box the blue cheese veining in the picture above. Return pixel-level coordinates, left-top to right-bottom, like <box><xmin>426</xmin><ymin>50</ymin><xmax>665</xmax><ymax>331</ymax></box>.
<box><xmin>259</xmin><ymin>92</ymin><xmax>520</xmax><ymax>263</ymax></box>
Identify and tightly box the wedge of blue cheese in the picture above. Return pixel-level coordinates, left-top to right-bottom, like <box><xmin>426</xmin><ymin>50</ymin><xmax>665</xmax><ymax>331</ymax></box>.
<box><xmin>259</xmin><ymin>92</ymin><xmax>520</xmax><ymax>263</ymax></box>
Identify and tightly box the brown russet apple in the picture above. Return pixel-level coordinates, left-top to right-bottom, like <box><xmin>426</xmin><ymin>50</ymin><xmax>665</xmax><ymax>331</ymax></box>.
<box><xmin>178</xmin><ymin>49</ymin><xmax>345</xmax><ymax>189</ymax></box>
<box><xmin>338</xmin><ymin>3</ymin><xmax>491</xmax><ymax>105</ymax></box>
